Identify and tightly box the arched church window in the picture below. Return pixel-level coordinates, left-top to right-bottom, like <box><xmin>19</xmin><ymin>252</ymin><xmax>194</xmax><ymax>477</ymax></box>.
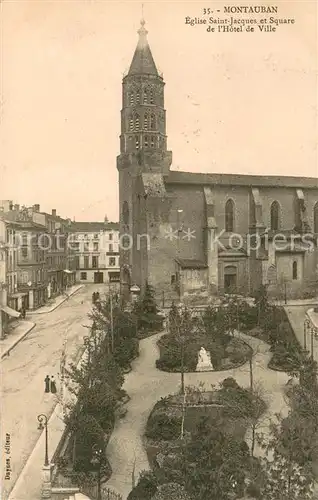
<box><xmin>150</xmin><ymin>114</ymin><xmax>156</xmax><ymax>130</ymax></box>
<box><xmin>150</xmin><ymin>136</ymin><xmax>155</xmax><ymax>148</ymax></box>
<box><xmin>128</xmin><ymin>91</ymin><xmax>134</xmax><ymax>106</ymax></box>
<box><xmin>122</xmin><ymin>201</ymin><xmax>129</xmax><ymax>225</ymax></box>
<box><xmin>144</xmin><ymin>135</ymin><xmax>149</xmax><ymax>148</ymax></box>
<box><xmin>270</xmin><ymin>201</ymin><xmax>280</xmax><ymax>231</ymax></box>
<box><xmin>135</xmin><ymin>136</ymin><xmax>140</xmax><ymax>150</ymax></box>
<box><xmin>225</xmin><ymin>199</ymin><xmax>235</xmax><ymax>232</ymax></box>
<box><xmin>136</xmin><ymin>90</ymin><xmax>140</xmax><ymax>104</ymax></box>
<box><xmin>143</xmin><ymin>89</ymin><xmax>148</xmax><ymax>104</ymax></box>
<box><xmin>129</xmin><ymin>116</ymin><xmax>134</xmax><ymax>131</ymax></box>
<box><xmin>314</xmin><ymin>202</ymin><xmax>318</xmax><ymax>233</ymax></box>
<box><xmin>144</xmin><ymin>113</ymin><xmax>148</xmax><ymax>131</ymax></box>
<box><xmin>292</xmin><ymin>260</ymin><xmax>298</xmax><ymax>280</ymax></box>
<box><xmin>134</xmin><ymin>114</ymin><xmax>140</xmax><ymax>131</ymax></box>
<box><xmin>150</xmin><ymin>89</ymin><xmax>154</xmax><ymax>104</ymax></box>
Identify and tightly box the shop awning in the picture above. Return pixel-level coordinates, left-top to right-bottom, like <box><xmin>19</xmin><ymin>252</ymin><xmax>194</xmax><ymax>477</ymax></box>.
<box><xmin>1</xmin><ymin>305</ymin><xmax>21</xmax><ymax>318</ymax></box>
<box><xmin>63</xmin><ymin>269</ymin><xmax>73</xmax><ymax>274</ymax></box>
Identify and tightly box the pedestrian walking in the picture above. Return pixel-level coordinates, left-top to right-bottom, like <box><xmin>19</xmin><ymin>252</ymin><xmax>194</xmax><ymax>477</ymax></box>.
<box><xmin>44</xmin><ymin>375</ymin><xmax>50</xmax><ymax>393</ymax></box>
<box><xmin>50</xmin><ymin>376</ymin><xmax>57</xmax><ymax>394</ymax></box>
<box><xmin>92</xmin><ymin>292</ymin><xmax>96</xmax><ymax>304</ymax></box>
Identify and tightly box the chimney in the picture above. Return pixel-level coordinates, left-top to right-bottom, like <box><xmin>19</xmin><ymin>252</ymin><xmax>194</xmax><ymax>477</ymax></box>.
<box><xmin>33</xmin><ymin>204</ymin><xmax>40</xmax><ymax>212</ymax></box>
<box><xmin>52</xmin><ymin>209</ymin><xmax>57</xmax><ymax>217</ymax></box>
<box><xmin>14</xmin><ymin>204</ymin><xmax>20</xmax><ymax>211</ymax></box>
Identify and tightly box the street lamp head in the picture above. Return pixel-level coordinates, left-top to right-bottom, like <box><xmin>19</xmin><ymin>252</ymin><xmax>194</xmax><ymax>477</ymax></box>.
<box><xmin>38</xmin><ymin>421</ymin><xmax>44</xmax><ymax>431</ymax></box>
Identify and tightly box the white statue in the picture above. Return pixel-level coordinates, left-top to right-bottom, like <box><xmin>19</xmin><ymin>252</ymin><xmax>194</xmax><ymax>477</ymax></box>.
<box><xmin>196</xmin><ymin>347</ymin><xmax>213</xmax><ymax>372</ymax></box>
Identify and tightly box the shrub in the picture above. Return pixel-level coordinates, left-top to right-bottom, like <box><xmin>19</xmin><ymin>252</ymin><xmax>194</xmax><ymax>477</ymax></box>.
<box><xmin>152</xmin><ymin>483</ymin><xmax>192</xmax><ymax>500</ymax></box>
<box><xmin>239</xmin><ymin>304</ymin><xmax>259</xmax><ymax>331</ymax></box>
<box><xmin>221</xmin><ymin>377</ymin><xmax>240</xmax><ymax>390</ymax></box>
<box><xmin>127</xmin><ymin>471</ymin><xmax>158</xmax><ymax>500</ymax></box>
<box><xmin>156</xmin><ymin>347</ymin><xmax>182</xmax><ymax>372</ymax></box>
<box><xmin>246</xmin><ymin>482</ymin><xmax>261</xmax><ymax>499</ymax></box>
<box><xmin>113</xmin><ymin>338</ymin><xmax>139</xmax><ymax>369</ymax></box>
<box><xmin>146</xmin><ymin>412</ymin><xmax>182</xmax><ymax>441</ymax></box>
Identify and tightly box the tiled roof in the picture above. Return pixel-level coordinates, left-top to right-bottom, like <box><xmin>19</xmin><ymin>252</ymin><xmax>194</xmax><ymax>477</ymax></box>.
<box><xmin>70</xmin><ymin>221</ymin><xmax>119</xmax><ymax>232</ymax></box>
<box><xmin>167</xmin><ymin>171</ymin><xmax>318</xmax><ymax>189</ymax></box>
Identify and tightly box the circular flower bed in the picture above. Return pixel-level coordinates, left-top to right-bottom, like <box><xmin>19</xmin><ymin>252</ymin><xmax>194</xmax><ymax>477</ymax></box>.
<box><xmin>156</xmin><ymin>333</ymin><xmax>252</xmax><ymax>372</ymax></box>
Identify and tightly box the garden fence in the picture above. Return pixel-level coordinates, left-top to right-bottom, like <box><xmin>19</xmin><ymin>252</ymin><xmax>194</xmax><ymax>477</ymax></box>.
<box><xmin>80</xmin><ymin>483</ymin><xmax>123</xmax><ymax>500</ymax></box>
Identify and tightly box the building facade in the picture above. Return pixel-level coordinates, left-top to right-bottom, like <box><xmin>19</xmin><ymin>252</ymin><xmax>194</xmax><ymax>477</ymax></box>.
<box><xmin>0</xmin><ymin>201</ymin><xmax>77</xmax><ymax>310</ymax></box>
<box><xmin>70</xmin><ymin>222</ymin><xmax>120</xmax><ymax>286</ymax></box>
<box><xmin>0</xmin><ymin>217</ymin><xmax>22</xmax><ymax>338</ymax></box>
<box><xmin>117</xmin><ymin>21</ymin><xmax>318</xmax><ymax>303</ymax></box>
<box><xmin>32</xmin><ymin>207</ymin><xmax>77</xmax><ymax>297</ymax></box>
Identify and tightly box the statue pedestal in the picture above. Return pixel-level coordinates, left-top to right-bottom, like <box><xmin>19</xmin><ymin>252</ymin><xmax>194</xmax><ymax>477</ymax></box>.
<box><xmin>196</xmin><ymin>363</ymin><xmax>213</xmax><ymax>372</ymax></box>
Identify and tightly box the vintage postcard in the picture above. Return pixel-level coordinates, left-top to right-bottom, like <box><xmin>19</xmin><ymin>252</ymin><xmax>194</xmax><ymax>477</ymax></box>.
<box><xmin>1</xmin><ymin>1</ymin><xmax>317</xmax><ymax>499</ymax></box>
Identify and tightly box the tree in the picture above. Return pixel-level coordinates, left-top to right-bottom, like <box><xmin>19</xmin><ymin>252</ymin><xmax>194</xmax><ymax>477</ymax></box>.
<box><xmin>257</xmin><ymin>416</ymin><xmax>315</xmax><ymax>500</ymax></box>
<box><xmin>180</xmin><ymin>418</ymin><xmax>250</xmax><ymax>500</ymax></box>
<box><xmin>152</xmin><ymin>482</ymin><xmax>192</xmax><ymax>500</ymax></box>
<box><xmin>63</xmin><ymin>321</ymin><xmax>126</xmax><ymax>475</ymax></box>
<box><xmin>169</xmin><ymin>301</ymin><xmax>181</xmax><ymax>336</ymax></box>
<box><xmin>167</xmin><ymin>305</ymin><xmax>195</xmax><ymax>394</ymax></box>
<box><xmin>218</xmin><ymin>379</ymin><xmax>267</xmax><ymax>458</ymax></box>
<box><xmin>280</xmin><ymin>380</ymin><xmax>318</xmax><ymax>471</ymax></box>
<box><xmin>253</xmin><ymin>285</ymin><xmax>269</xmax><ymax>317</ymax></box>
<box><xmin>133</xmin><ymin>282</ymin><xmax>163</xmax><ymax>332</ymax></box>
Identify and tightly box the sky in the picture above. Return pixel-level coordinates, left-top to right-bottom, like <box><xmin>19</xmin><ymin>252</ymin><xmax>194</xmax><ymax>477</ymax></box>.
<box><xmin>1</xmin><ymin>0</ymin><xmax>317</xmax><ymax>222</ymax></box>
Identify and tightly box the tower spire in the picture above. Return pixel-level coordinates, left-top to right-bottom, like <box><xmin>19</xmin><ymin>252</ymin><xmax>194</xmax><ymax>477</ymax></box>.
<box><xmin>128</xmin><ymin>17</ymin><xmax>158</xmax><ymax>76</ymax></box>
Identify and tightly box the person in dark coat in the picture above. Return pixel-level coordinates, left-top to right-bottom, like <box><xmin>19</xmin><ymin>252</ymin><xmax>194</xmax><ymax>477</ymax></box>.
<box><xmin>44</xmin><ymin>375</ymin><xmax>50</xmax><ymax>393</ymax></box>
<box><xmin>50</xmin><ymin>376</ymin><xmax>57</xmax><ymax>394</ymax></box>
<box><xmin>92</xmin><ymin>292</ymin><xmax>96</xmax><ymax>304</ymax></box>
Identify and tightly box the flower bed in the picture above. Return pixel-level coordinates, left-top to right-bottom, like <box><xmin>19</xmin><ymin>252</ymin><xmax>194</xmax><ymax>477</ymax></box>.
<box><xmin>156</xmin><ymin>334</ymin><xmax>252</xmax><ymax>372</ymax></box>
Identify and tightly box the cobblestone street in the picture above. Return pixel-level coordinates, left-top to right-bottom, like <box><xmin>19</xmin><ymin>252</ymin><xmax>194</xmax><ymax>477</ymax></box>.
<box><xmin>1</xmin><ymin>285</ymin><xmax>102</xmax><ymax>500</ymax></box>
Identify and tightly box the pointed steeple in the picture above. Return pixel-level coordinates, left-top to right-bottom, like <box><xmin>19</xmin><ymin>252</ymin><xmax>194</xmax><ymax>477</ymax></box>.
<box><xmin>128</xmin><ymin>19</ymin><xmax>158</xmax><ymax>76</ymax></box>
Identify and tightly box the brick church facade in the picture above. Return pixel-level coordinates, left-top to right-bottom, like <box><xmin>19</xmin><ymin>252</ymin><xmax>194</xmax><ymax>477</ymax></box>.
<box><xmin>117</xmin><ymin>20</ymin><xmax>318</xmax><ymax>304</ymax></box>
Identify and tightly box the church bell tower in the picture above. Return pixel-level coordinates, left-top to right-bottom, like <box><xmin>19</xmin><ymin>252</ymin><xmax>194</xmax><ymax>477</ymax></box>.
<box><xmin>117</xmin><ymin>19</ymin><xmax>172</xmax><ymax>297</ymax></box>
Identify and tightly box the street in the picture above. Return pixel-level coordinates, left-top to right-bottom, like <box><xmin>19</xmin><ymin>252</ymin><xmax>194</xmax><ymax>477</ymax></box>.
<box><xmin>1</xmin><ymin>285</ymin><xmax>104</xmax><ymax>500</ymax></box>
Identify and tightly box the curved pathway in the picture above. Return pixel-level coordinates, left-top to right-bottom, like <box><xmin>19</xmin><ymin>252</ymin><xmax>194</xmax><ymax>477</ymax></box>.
<box><xmin>105</xmin><ymin>331</ymin><xmax>290</xmax><ymax>499</ymax></box>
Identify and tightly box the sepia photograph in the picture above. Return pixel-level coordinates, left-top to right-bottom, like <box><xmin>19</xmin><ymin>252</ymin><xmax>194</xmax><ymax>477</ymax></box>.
<box><xmin>1</xmin><ymin>1</ymin><xmax>317</xmax><ymax>499</ymax></box>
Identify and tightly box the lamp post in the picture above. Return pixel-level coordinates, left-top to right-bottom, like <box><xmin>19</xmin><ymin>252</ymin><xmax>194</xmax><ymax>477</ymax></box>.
<box><xmin>37</xmin><ymin>414</ymin><xmax>49</xmax><ymax>466</ymax></box>
<box><xmin>91</xmin><ymin>444</ymin><xmax>103</xmax><ymax>500</ymax></box>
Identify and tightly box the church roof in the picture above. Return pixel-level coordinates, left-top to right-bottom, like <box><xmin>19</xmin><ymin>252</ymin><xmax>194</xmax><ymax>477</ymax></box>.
<box><xmin>128</xmin><ymin>20</ymin><xmax>158</xmax><ymax>76</ymax></box>
<box><xmin>167</xmin><ymin>171</ymin><xmax>318</xmax><ymax>189</ymax></box>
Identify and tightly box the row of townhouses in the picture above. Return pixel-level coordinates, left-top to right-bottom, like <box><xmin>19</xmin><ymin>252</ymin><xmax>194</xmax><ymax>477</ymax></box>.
<box><xmin>0</xmin><ymin>200</ymin><xmax>119</xmax><ymax>338</ymax></box>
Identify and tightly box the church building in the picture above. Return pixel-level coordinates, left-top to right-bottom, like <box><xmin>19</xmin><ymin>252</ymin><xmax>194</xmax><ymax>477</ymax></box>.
<box><xmin>117</xmin><ymin>20</ymin><xmax>318</xmax><ymax>304</ymax></box>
